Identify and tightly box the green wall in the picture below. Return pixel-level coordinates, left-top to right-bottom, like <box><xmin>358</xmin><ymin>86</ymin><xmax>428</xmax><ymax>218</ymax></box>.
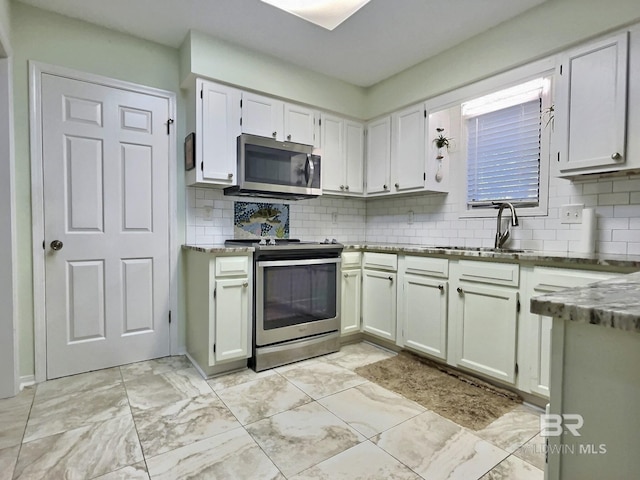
<box><xmin>182</xmin><ymin>30</ymin><xmax>367</xmax><ymax>119</ymax></box>
<box><xmin>365</xmin><ymin>0</ymin><xmax>640</xmax><ymax>118</ymax></box>
<box><xmin>0</xmin><ymin>0</ymin><xmax>10</xmax><ymax>55</ymax></box>
<box><xmin>11</xmin><ymin>2</ymin><xmax>183</xmax><ymax>378</ymax></box>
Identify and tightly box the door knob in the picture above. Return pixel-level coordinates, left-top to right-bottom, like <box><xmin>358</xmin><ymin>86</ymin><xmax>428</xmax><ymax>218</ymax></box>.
<box><xmin>272</xmin><ymin>131</ymin><xmax>277</xmax><ymax>138</ymax></box>
<box><xmin>611</xmin><ymin>152</ymin><xmax>622</xmax><ymax>161</ymax></box>
<box><xmin>50</xmin><ymin>240</ymin><xmax>63</xmax><ymax>251</ymax></box>
<box><xmin>457</xmin><ymin>287</ymin><xmax>464</xmax><ymax>294</ymax></box>
<box><xmin>438</xmin><ymin>284</ymin><xmax>444</xmax><ymax>292</ymax></box>
<box><xmin>287</xmin><ymin>134</ymin><xmax>292</xmax><ymax>141</ymax></box>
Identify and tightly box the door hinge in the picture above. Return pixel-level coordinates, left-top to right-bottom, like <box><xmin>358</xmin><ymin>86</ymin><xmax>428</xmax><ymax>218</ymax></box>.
<box><xmin>559</xmin><ymin>64</ymin><xmax>563</xmax><ymax>75</ymax></box>
<box><xmin>515</xmin><ymin>362</ymin><xmax>519</xmax><ymax>375</ymax></box>
<box><xmin>424</xmin><ymin>109</ymin><xmax>427</xmax><ymax>118</ymax></box>
<box><xmin>319</xmin><ymin>118</ymin><xmax>322</xmax><ymax>127</ymax></box>
<box><xmin>213</xmin><ymin>288</ymin><xmax>217</xmax><ymax>299</ymax></box>
<box><xmin>166</xmin><ymin>118</ymin><xmax>174</xmax><ymax>135</ymax></box>
<box><xmin>557</xmin><ymin>152</ymin><xmax>560</xmax><ymax>162</ymax></box>
<box><xmin>42</xmin><ymin>240</ymin><xmax>45</xmax><ymax>250</ymax></box>
<box><xmin>213</xmin><ymin>343</ymin><xmax>216</xmax><ymax>354</ymax></box>
<box><xmin>240</xmin><ymin>99</ymin><xmax>243</xmax><ymax>108</ymax></box>
<box><xmin>423</xmin><ymin>172</ymin><xmax>426</xmax><ymax>181</ymax></box>
<box><xmin>516</xmin><ymin>299</ymin><xmax>521</xmax><ymax>313</ymax></box>
<box><xmin>240</xmin><ymin>117</ymin><xmax>243</xmax><ymax>127</ymax></box>
<box><xmin>169</xmin><ymin>310</ymin><xmax>172</xmax><ymax>324</ymax></box>
<box><xmin>200</xmin><ymin>89</ymin><xmax>203</xmax><ymax>99</ymax></box>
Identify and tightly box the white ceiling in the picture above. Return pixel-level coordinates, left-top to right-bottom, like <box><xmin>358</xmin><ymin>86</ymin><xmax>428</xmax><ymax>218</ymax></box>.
<box><xmin>17</xmin><ymin>0</ymin><xmax>548</xmax><ymax>87</ymax></box>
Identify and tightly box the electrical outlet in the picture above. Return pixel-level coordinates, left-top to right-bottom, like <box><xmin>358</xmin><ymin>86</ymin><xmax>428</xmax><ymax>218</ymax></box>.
<box><xmin>560</xmin><ymin>204</ymin><xmax>584</xmax><ymax>224</ymax></box>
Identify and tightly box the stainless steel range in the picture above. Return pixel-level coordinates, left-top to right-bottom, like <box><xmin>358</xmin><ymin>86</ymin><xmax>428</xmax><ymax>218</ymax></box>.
<box><xmin>225</xmin><ymin>238</ymin><xmax>343</xmax><ymax>371</ymax></box>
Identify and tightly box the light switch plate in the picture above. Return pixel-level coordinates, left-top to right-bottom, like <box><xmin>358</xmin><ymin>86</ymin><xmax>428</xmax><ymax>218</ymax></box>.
<box><xmin>560</xmin><ymin>204</ymin><xmax>584</xmax><ymax>224</ymax></box>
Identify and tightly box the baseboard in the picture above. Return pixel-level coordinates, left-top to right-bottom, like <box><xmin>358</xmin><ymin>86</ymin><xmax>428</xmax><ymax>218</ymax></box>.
<box><xmin>19</xmin><ymin>374</ymin><xmax>35</xmax><ymax>390</ymax></box>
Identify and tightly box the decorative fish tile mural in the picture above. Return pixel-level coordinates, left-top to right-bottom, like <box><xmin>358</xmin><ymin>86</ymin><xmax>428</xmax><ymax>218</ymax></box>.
<box><xmin>233</xmin><ymin>201</ymin><xmax>290</xmax><ymax>239</ymax></box>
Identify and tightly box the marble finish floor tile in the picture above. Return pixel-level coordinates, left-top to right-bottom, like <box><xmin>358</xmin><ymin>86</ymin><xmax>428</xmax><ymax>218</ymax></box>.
<box><xmin>24</xmin><ymin>382</ymin><xmax>129</xmax><ymax>443</ymax></box>
<box><xmin>124</xmin><ymin>367</ymin><xmax>213</xmax><ymax>411</ymax></box>
<box><xmin>246</xmin><ymin>402</ymin><xmax>365</xmax><ymax>477</ymax></box>
<box><xmin>318</xmin><ymin>381</ymin><xmax>425</xmax><ymax>438</ymax></box>
<box><xmin>0</xmin><ymin>446</ymin><xmax>19</xmax><ymax>480</ymax></box>
<box><xmin>0</xmin><ymin>387</ymin><xmax>34</xmax><ymax>450</ymax></box>
<box><xmin>13</xmin><ymin>414</ymin><xmax>143</xmax><ymax>480</ymax></box>
<box><xmin>93</xmin><ymin>462</ymin><xmax>149</xmax><ymax>480</ymax></box>
<box><xmin>321</xmin><ymin>342</ymin><xmax>396</xmax><ymax>370</ymax></box>
<box><xmin>146</xmin><ymin>427</ymin><xmax>284</xmax><ymax>480</ymax></box>
<box><xmin>207</xmin><ymin>367</ymin><xmax>277</xmax><ymax>392</ymax></box>
<box><xmin>216</xmin><ymin>374</ymin><xmax>312</xmax><ymax>425</ymax></box>
<box><xmin>34</xmin><ymin>368</ymin><xmax>122</xmax><ymax>401</ymax></box>
<box><xmin>133</xmin><ymin>393</ymin><xmax>241</xmax><ymax>457</ymax></box>
<box><xmin>373</xmin><ymin>410</ymin><xmax>509</xmax><ymax>480</ymax></box>
<box><xmin>290</xmin><ymin>440</ymin><xmax>420</xmax><ymax>480</ymax></box>
<box><xmin>119</xmin><ymin>355</ymin><xmax>192</xmax><ymax>381</ymax></box>
<box><xmin>480</xmin><ymin>454</ymin><xmax>543</xmax><ymax>480</ymax></box>
<box><xmin>513</xmin><ymin>433</ymin><xmax>546</xmax><ymax>470</ymax></box>
<box><xmin>476</xmin><ymin>404</ymin><xmax>541</xmax><ymax>453</ymax></box>
<box><xmin>277</xmin><ymin>361</ymin><xmax>368</xmax><ymax>399</ymax></box>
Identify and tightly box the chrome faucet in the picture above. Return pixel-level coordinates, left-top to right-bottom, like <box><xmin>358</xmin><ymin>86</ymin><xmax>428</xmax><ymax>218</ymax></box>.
<box><xmin>494</xmin><ymin>202</ymin><xmax>519</xmax><ymax>249</ymax></box>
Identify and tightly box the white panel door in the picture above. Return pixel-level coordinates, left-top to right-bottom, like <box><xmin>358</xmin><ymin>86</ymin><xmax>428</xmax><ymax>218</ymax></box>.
<box><xmin>241</xmin><ymin>92</ymin><xmax>284</xmax><ymax>140</ymax></box>
<box><xmin>42</xmin><ymin>74</ymin><xmax>171</xmax><ymax>379</ymax></box>
<box><xmin>392</xmin><ymin>104</ymin><xmax>425</xmax><ymax>192</ymax></box>
<box><xmin>214</xmin><ymin>277</ymin><xmax>250</xmax><ymax>363</ymax></box>
<box><xmin>362</xmin><ymin>269</ymin><xmax>396</xmax><ymax>341</ymax></box>
<box><xmin>344</xmin><ymin>120</ymin><xmax>364</xmax><ymax>194</ymax></box>
<box><xmin>366</xmin><ymin>116</ymin><xmax>391</xmax><ymax>195</ymax></box>
<box><xmin>320</xmin><ymin>114</ymin><xmax>345</xmax><ymax>193</ymax></box>
<box><xmin>284</xmin><ymin>103</ymin><xmax>315</xmax><ymax>145</ymax></box>
<box><xmin>402</xmin><ymin>275</ymin><xmax>447</xmax><ymax>360</ymax></box>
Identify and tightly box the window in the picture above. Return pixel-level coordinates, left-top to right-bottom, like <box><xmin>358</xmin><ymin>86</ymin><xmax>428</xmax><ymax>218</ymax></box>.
<box><xmin>463</xmin><ymin>78</ymin><xmax>550</xmax><ymax>212</ymax></box>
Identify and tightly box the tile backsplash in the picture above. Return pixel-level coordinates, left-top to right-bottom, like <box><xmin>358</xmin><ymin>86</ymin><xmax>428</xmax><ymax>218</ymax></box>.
<box><xmin>187</xmin><ymin>172</ymin><xmax>639</xmax><ymax>254</ymax></box>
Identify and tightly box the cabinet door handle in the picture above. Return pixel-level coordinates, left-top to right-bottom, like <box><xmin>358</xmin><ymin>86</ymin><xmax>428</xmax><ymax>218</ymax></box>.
<box><xmin>395</xmin><ymin>182</ymin><xmax>400</xmax><ymax>188</ymax></box>
<box><xmin>287</xmin><ymin>134</ymin><xmax>292</xmax><ymax>141</ymax></box>
<box><xmin>457</xmin><ymin>287</ymin><xmax>463</xmax><ymax>294</ymax></box>
<box><xmin>243</xmin><ymin>282</ymin><xmax>249</xmax><ymax>288</ymax></box>
<box><xmin>345</xmin><ymin>185</ymin><xmax>349</xmax><ymax>191</ymax></box>
<box><xmin>272</xmin><ymin>131</ymin><xmax>277</xmax><ymax>138</ymax></box>
<box><xmin>228</xmin><ymin>173</ymin><xmax>234</xmax><ymax>179</ymax></box>
<box><xmin>340</xmin><ymin>185</ymin><xmax>345</xmax><ymax>190</ymax></box>
<box><xmin>611</xmin><ymin>152</ymin><xmax>622</xmax><ymax>161</ymax></box>
<box><xmin>344</xmin><ymin>273</ymin><xmax>348</xmax><ymax>278</ymax></box>
<box><xmin>383</xmin><ymin>184</ymin><xmax>388</xmax><ymax>190</ymax></box>
<box><xmin>388</xmin><ymin>276</ymin><xmax>394</xmax><ymax>283</ymax></box>
<box><xmin>438</xmin><ymin>284</ymin><xmax>444</xmax><ymax>292</ymax></box>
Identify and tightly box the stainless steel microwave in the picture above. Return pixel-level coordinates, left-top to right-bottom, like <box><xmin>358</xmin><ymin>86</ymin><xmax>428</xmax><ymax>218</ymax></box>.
<box><xmin>224</xmin><ymin>134</ymin><xmax>321</xmax><ymax>200</ymax></box>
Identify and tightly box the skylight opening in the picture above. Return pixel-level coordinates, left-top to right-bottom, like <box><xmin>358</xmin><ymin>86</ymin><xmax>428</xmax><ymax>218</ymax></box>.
<box><xmin>261</xmin><ymin>0</ymin><xmax>371</xmax><ymax>30</ymax></box>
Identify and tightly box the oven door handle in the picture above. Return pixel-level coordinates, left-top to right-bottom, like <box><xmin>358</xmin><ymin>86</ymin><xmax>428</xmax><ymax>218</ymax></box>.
<box><xmin>305</xmin><ymin>154</ymin><xmax>315</xmax><ymax>188</ymax></box>
<box><xmin>257</xmin><ymin>258</ymin><xmax>341</xmax><ymax>268</ymax></box>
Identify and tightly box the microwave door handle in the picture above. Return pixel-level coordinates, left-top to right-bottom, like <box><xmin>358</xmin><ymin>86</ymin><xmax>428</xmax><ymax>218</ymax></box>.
<box><xmin>305</xmin><ymin>154</ymin><xmax>315</xmax><ymax>187</ymax></box>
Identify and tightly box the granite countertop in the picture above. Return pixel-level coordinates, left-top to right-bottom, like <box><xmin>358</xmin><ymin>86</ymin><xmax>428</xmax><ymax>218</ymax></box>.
<box><xmin>182</xmin><ymin>244</ymin><xmax>254</xmax><ymax>254</ymax></box>
<box><xmin>530</xmin><ymin>271</ymin><xmax>640</xmax><ymax>333</ymax></box>
<box><xmin>342</xmin><ymin>243</ymin><xmax>640</xmax><ymax>269</ymax></box>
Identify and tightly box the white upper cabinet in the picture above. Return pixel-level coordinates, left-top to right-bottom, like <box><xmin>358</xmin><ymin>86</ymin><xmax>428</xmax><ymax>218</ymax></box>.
<box><xmin>556</xmin><ymin>32</ymin><xmax>629</xmax><ymax>174</ymax></box>
<box><xmin>186</xmin><ymin>79</ymin><xmax>241</xmax><ymax>187</ymax></box>
<box><xmin>391</xmin><ymin>103</ymin><xmax>425</xmax><ymax>193</ymax></box>
<box><xmin>241</xmin><ymin>92</ymin><xmax>317</xmax><ymax>146</ymax></box>
<box><xmin>241</xmin><ymin>92</ymin><xmax>284</xmax><ymax>140</ymax></box>
<box><xmin>284</xmin><ymin>103</ymin><xmax>316</xmax><ymax>145</ymax></box>
<box><xmin>320</xmin><ymin>114</ymin><xmax>364</xmax><ymax>195</ymax></box>
<box><xmin>366</xmin><ymin>116</ymin><xmax>392</xmax><ymax>195</ymax></box>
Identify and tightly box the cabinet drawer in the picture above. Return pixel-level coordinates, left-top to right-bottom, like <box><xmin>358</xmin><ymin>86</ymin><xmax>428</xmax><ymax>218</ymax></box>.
<box><xmin>341</xmin><ymin>252</ymin><xmax>361</xmax><ymax>269</ymax></box>
<box><xmin>363</xmin><ymin>252</ymin><xmax>397</xmax><ymax>271</ymax></box>
<box><xmin>404</xmin><ymin>256</ymin><xmax>449</xmax><ymax>278</ymax></box>
<box><xmin>215</xmin><ymin>256</ymin><xmax>250</xmax><ymax>277</ymax></box>
<box><xmin>458</xmin><ymin>260</ymin><xmax>519</xmax><ymax>287</ymax></box>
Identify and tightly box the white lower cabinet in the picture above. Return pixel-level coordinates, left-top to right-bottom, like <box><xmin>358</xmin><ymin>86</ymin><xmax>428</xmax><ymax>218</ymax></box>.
<box><xmin>185</xmin><ymin>250</ymin><xmax>252</xmax><ymax>377</ymax></box>
<box><xmin>340</xmin><ymin>252</ymin><xmax>362</xmax><ymax>335</ymax></box>
<box><xmin>520</xmin><ymin>267</ymin><xmax>618</xmax><ymax>398</ymax></box>
<box><xmin>361</xmin><ymin>253</ymin><xmax>397</xmax><ymax>341</ymax></box>
<box><xmin>399</xmin><ymin>256</ymin><xmax>449</xmax><ymax>360</ymax></box>
<box><xmin>450</xmin><ymin>261</ymin><xmax>520</xmax><ymax>385</ymax></box>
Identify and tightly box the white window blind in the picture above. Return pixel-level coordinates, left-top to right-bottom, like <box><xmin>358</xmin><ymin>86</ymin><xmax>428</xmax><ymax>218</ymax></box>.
<box><xmin>465</xmin><ymin>98</ymin><xmax>542</xmax><ymax>208</ymax></box>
